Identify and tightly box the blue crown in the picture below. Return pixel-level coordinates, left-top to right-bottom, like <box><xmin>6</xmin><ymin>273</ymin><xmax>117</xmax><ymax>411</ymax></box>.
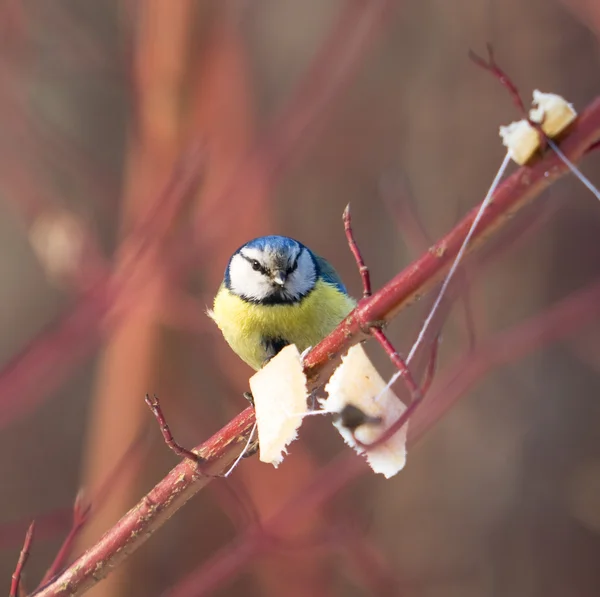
<box><xmin>226</xmin><ymin>235</ymin><xmax>348</xmax><ymax>294</ymax></box>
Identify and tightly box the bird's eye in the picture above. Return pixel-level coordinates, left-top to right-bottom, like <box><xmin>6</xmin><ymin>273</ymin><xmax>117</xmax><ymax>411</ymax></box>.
<box><xmin>251</xmin><ymin>260</ymin><xmax>261</xmax><ymax>271</ymax></box>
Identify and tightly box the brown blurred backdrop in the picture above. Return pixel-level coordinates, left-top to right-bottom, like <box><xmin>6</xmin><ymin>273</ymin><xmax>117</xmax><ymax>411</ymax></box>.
<box><xmin>1</xmin><ymin>1</ymin><xmax>600</xmax><ymax>596</ymax></box>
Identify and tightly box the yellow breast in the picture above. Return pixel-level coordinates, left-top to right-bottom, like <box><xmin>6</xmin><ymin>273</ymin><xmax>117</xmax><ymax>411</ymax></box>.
<box><xmin>209</xmin><ymin>280</ymin><xmax>356</xmax><ymax>370</ymax></box>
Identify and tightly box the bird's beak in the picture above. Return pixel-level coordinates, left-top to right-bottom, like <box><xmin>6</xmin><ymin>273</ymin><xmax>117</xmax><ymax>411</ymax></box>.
<box><xmin>272</xmin><ymin>271</ymin><xmax>287</xmax><ymax>286</ymax></box>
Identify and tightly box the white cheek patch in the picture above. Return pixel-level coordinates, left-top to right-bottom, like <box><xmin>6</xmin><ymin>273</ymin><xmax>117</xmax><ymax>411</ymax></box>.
<box><xmin>286</xmin><ymin>250</ymin><xmax>316</xmax><ymax>299</ymax></box>
<box><xmin>228</xmin><ymin>254</ymin><xmax>271</xmax><ymax>301</ymax></box>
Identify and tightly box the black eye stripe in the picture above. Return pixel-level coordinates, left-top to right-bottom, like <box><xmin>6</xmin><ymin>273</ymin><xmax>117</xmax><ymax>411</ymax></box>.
<box><xmin>287</xmin><ymin>251</ymin><xmax>301</xmax><ymax>274</ymax></box>
<box><xmin>241</xmin><ymin>254</ymin><xmax>269</xmax><ymax>276</ymax></box>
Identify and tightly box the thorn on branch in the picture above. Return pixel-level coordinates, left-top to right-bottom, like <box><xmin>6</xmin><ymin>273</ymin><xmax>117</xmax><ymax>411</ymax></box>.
<box><xmin>10</xmin><ymin>521</ymin><xmax>35</xmax><ymax>597</ymax></box>
<box><xmin>343</xmin><ymin>204</ymin><xmax>371</xmax><ymax>298</ymax></box>
<box><xmin>145</xmin><ymin>394</ymin><xmax>205</xmax><ymax>463</ymax></box>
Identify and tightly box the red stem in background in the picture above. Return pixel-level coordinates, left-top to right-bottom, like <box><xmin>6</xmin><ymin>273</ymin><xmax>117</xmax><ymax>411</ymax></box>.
<box><xmin>379</xmin><ymin>174</ymin><xmax>431</xmax><ymax>256</ymax></box>
<box><xmin>0</xmin><ymin>145</ymin><xmax>204</xmax><ymax>430</ymax></box>
<box><xmin>39</xmin><ymin>496</ymin><xmax>91</xmax><ymax>587</ymax></box>
<box><xmin>164</xmin><ymin>454</ymin><xmax>366</xmax><ymax>597</ymax></box>
<box><xmin>10</xmin><ymin>521</ymin><xmax>35</xmax><ymax>597</ymax></box>
<box><xmin>0</xmin><ymin>510</ymin><xmax>71</xmax><ymax>552</ymax></box>
<box><xmin>419</xmin><ymin>335</ymin><xmax>440</xmax><ymax>397</ymax></box>
<box><xmin>0</xmin><ymin>431</ymin><xmax>148</xmax><ymax>552</ymax></box>
<box><xmin>409</xmin><ymin>278</ymin><xmax>600</xmax><ymax>444</ymax></box>
<box><xmin>193</xmin><ymin>0</ymin><xmax>395</xmax><ymax>243</ymax></box>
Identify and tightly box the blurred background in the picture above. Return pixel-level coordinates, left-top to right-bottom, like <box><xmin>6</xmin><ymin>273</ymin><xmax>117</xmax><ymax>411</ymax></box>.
<box><xmin>1</xmin><ymin>1</ymin><xmax>600</xmax><ymax>596</ymax></box>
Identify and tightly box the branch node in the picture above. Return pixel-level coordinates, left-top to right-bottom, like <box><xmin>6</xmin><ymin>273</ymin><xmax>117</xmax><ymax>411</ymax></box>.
<box><xmin>145</xmin><ymin>394</ymin><xmax>205</xmax><ymax>463</ymax></box>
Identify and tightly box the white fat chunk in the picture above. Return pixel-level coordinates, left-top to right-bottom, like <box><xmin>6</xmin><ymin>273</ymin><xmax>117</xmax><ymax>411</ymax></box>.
<box><xmin>250</xmin><ymin>344</ymin><xmax>308</xmax><ymax>467</ymax></box>
<box><xmin>529</xmin><ymin>90</ymin><xmax>577</xmax><ymax>137</ymax></box>
<box><xmin>323</xmin><ymin>344</ymin><xmax>408</xmax><ymax>478</ymax></box>
<box><xmin>499</xmin><ymin>120</ymin><xmax>539</xmax><ymax>165</ymax></box>
<box><xmin>499</xmin><ymin>91</ymin><xmax>577</xmax><ymax>165</ymax></box>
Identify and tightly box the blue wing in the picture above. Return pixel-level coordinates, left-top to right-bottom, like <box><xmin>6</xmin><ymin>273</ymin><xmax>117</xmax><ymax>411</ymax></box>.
<box><xmin>313</xmin><ymin>253</ymin><xmax>349</xmax><ymax>295</ymax></box>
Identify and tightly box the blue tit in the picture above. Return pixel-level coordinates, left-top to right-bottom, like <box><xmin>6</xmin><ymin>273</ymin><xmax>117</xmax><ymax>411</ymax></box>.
<box><xmin>209</xmin><ymin>235</ymin><xmax>356</xmax><ymax>370</ymax></box>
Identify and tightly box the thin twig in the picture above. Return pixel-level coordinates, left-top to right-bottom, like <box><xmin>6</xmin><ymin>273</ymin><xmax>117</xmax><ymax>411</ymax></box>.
<box><xmin>344</xmin><ymin>204</ymin><xmax>427</xmax><ymax>448</ymax></box>
<box><xmin>468</xmin><ymin>44</ymin><xmax>527</xmax><ymax>116</ymax></box>
<box><xmin>344</xmin><ymin>201</ymin><xmax>420</xmax><ymax>396</ymax></box>
<box><xmin>145</xmin><ymin>394</ymin><xmax>204</xmax><ymax>463</ymax></box>
<box><xmin>343</xmin><ymin>204</ymin><xmax>371</xmax><ymax>297</ymax></box>
<box><xmin>370</xmin><ymin>327</ymin><xmax>422</xmax><ymax>404</ymax></box>
<box><xmin>10</xmin><ymin>521</ymin><xmax>35</xmax><ymax>597</ymax></box>
<box><xmin>344</xmin><ymin>202</ymin><xmax>424</xmax><ymax>431</ymax></box>
<box><xmin>469</xmin><ymin>44</ymin><xmax>547</xmax><ymax>149</ymax></box>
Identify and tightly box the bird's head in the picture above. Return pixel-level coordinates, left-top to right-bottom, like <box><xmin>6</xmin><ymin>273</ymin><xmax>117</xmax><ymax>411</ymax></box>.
<box><xmin>225</xmin><ymin>235</ymin><xmax>317</xmax><ymax>304</ymax></box>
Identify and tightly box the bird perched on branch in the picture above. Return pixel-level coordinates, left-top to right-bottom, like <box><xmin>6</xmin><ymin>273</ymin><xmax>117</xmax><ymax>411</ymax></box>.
<box><xmin>209</xmin><ymin>235</ymin><xmax>356</xmax><ymax>370</ymax></box>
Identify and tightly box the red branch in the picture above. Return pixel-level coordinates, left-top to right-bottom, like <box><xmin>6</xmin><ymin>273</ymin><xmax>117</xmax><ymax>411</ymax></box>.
<box><xmin>30</xmin><ymin>97</ymin><xmax>600</xmax><ymax>597</ymax></box>
<box><xmin>10</xmin><ymin>521</ymin><xmax>35</xmax><ymax>597</ymax></box>
<box><xmin>370</xmin><ymin>327</ymin><xmax>422</xmax><ymax>403</ymax></box>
